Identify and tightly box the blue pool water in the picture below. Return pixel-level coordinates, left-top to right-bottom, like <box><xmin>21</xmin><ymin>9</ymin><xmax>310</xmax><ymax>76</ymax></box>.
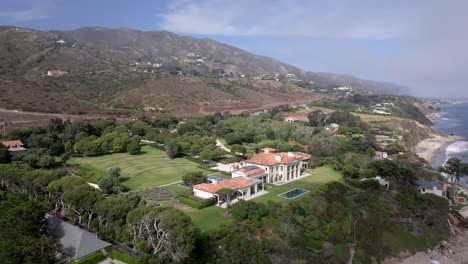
<box><xmin>279</xmin><ymin>188</ymin><xmax>309</xmax><ymax>199</ymax></box>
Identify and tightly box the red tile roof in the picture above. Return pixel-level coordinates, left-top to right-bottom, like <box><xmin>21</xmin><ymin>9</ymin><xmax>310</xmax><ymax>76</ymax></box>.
<box><xmin>1</xmin><ymin>140</ymin><xmax>24</xmax><ymax>148</ymax></box>
<box><xmin>193</xmin><ymin>178</ymin><xmax>253</xmax><ymax>194</ymax></box>
<box><xmin>246</xmin><ymin>152</ymin><xmax>311</xmax><ymax>166</ymax></box>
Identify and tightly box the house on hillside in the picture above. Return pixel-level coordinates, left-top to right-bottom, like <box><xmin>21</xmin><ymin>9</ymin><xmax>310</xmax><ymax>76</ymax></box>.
<box><xmin>237</xmin><ymin>149</ymin><xmax>311</xmax><ymax>184</ymax></box>
<box><xmin>1</xmin><ymin>140</ymin><xmax>27</xmax><ymax>155</ymax></box>
<box><xmin>192</xmin><ymin>177</ymin><xmax>264</xmax><ymax>205</ymax></box>
<box><xmin>45</xmin><ymin>214</ymin><xmax>111</xmax><ymax>261</ymax></box>
<box><xmin>46</xmin><ymin>70</ymin><xmax>68</xmax><ymax>77</ymax></box>
<box><xmin>359</xmin><ymin>176</ymin><xmax>390</xmax><ymax>190</ymax></box>
<box><xmin>416</xmin><ymin>179</ymin><xmax>446</xmax><ymax>197</ymax></box>
<box><xmin>284</xmin><ymin>116</ymin><xmax>299</xmax><ymax>123</ymax></box>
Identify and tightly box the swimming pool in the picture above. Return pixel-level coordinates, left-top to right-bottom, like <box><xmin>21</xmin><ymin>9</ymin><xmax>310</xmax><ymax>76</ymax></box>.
<box><xmin>278</xmin><ymin>188</ymin><xmax>310</xmax><ymax>199</ymax></box>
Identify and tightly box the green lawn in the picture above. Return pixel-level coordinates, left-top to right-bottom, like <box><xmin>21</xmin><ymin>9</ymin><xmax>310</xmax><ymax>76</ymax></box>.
<box><xmin>252</xmin><ymin>166</ymin><xmax>343</xmax><ymax>203</ymax></box>
<box><xmin>185</xmin><ymin>166</ymin><xmax>341</xmax><ymax>232</ymax></box>
<box><xmin>69</xmin><ymin>145</ymin><xmax>214</xmax><ymax>190</ymax></box>
<box><xmin>185</xmin><ymin>206</ymin><xmax>232</xmax><ymax>233</ymax></box>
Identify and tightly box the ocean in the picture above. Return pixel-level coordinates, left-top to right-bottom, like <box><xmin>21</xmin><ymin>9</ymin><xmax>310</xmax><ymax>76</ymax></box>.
<box><xmin>431</xmin><ymin>103</ymin><xmax>468</xmax><ymax>184</ymax></box>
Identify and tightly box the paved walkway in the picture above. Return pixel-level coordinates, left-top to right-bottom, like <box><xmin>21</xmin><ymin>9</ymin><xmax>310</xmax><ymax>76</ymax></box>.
<box><xmin>99</xmin><ymin>258</ymin><xmax>126</xmax><ymax>264</ymax></box>
<box><xmin>244</xmin><ymin>190</ymin><xmax>269</xmax><ymax>200</ymax></box>
<box><xmin>215</xmin><ymin>139</ymin><xmax>231</xmax><ymax>153</ymax></box>
<box><xmin>158</xmin><ymin>181</ymin><xmax>182</xmax><ymax>187</ymax></box>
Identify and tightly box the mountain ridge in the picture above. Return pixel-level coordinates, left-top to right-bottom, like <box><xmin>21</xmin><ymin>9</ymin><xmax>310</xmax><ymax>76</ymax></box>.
<box><xmin>0</xmin><ymin>26</ymin><xmax>406</xmax><ymax>115</ymax></box>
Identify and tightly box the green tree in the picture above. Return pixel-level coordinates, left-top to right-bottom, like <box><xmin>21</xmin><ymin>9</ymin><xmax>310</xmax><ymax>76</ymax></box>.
<box><xmin>207</xmin><ymin>224</ymin><xmax>268</xmax><ymax>264</ymax></box>
<box><xmin>48</xmin><ymin>142</ymin><xmax>65</xmax><ymax>156</ymax></box>
<box><xmin>177</xmin><ymin>123</ymin><xmax>197</xmax><ymax>135</ymax></box>
<box><xmin>308</xmin><ymin>110</ymin><xmax>327</xmax><ymax>126</ymax></box>
<box><xmin>230</xmin><ymin>144</ymin><xmax>247</xmax><ymax>157</ymax></box>
<box><xmin>126</xmin><ymin>138</ymin><xmax>141</xmax><ymax>155</ymax></box>
<box><xmin>166</xmin><ymin>141</ymin><xmax>182</xmax><ymax>159</ymax></box>
<box><xmin>99</xmin><ymin>167</ymin><xmax>124</xmax><ymax>195</ymax></box>
<box><xmin>0</xmin><ymin>144</ymin><xmax>11</xmax><ymax>163</ymax></box>
<box><xmin>0</xmin><ymin>193</ymin><xmax>59</xmax><ymax>264</ymax></box>
<box><xmin>182</xmin><ymin>171</ymin><xmax>207</xmax><ymax>187</ymax></box>
<box><xmin>127</xmin><ymin>207</ymin><xmax>196</xmax><ymax>262</ymax></box>
<box><xmin>112</xmin><ymin>134</ymin><xmax>129</xmax><ymax>153</ymax></box>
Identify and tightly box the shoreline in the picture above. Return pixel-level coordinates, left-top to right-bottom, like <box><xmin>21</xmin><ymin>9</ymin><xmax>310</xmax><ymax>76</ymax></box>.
<box><xmin>414</xmin><ymin>135</ymin><xmax>464</xmax><ymax>169</ymax></box>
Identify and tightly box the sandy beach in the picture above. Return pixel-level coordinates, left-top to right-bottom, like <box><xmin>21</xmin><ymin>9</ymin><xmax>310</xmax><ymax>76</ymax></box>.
<box><xmin>396</xmin><ymin>232</ymin><xmax>468</xmax><ymax>264</ymax></box>
<box><xmin>414</xmin><ymin>135</ymin><xmax>464</xmax><ymax>168</ymax></box>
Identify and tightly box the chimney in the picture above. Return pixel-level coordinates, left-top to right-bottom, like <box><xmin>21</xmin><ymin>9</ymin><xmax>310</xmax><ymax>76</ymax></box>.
<box><xmin>287</xmin><ymin>152</ymin><xmax>294</xmax><ymax>157</ymax></box>
<box><xmin>275</xmin><ymin>155</ymin><xmax>282</xmax><ymax>162</ymax></box>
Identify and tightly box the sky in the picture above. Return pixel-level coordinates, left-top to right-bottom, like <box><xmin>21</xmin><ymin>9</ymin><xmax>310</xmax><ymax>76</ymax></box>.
<box><xmin>1</xmin><ymin>0</ymin><xmax>468</xmax><ymax>98</ymax></box>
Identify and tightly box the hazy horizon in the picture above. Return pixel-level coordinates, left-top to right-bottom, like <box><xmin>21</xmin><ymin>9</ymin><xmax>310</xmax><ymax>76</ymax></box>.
<box><xmin>2</xmin><ymin>0</ymin><xmax>468</xmax><ymax>98</ymax></box>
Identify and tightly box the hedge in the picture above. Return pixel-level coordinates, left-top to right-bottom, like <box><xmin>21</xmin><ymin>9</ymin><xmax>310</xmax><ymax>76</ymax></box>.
<box><xmin>178</xmin><ymin>196</ymin><xmax>216</xmax><ymax>209</ymax></box>
<box><xmin>109</xmin><ymin>249</ymin><xmax>140</xmax><ymax>264</ymax></box>
<box><xmin>70</xmin><ymin>252</ymin><xmax>105</xmax><ymax>264</ymax></box>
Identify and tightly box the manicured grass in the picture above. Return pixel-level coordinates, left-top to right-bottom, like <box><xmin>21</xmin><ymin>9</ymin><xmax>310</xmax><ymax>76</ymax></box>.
<box><xmin>69</xmin><ymin>145</ymin><xmax>213</xmax><ymax>190</ymax></box>
<box><xmin>293</xmin><ymin>107</ymin><xmax>406</xmax><ymax>123</ymax></box>
<box><xmin>252</xmin><ymin>166</ymin><xmax>343</xmax><ymax>203</ymax></box>
<box><xmin>185</xmin><ymin>206</ymin><xmax>232</xmax><ymax>233</ymax></box>
<box><xmin>109</xmin><ymin>249</ymin><xmax>140</xmax><ymax>264</ymax></box>
<box><xmin>70</xmin><ymin>252</ymin><xmax>104</xmax><ymax>264</ymax></box>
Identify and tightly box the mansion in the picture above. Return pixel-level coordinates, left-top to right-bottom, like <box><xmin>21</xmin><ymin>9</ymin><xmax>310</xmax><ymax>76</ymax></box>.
<box><xmin>192</xmin><ymin>148</ymin><xmax>311</xmax><ymax>204</ymax></box>
<box><xmin>239</xmin><ymin>148</ymin><xmax>311</xmax><ymax>184</ymax></box>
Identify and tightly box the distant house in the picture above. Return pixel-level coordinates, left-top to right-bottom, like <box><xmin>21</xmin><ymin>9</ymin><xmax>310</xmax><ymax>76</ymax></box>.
<box><xmin>284</xmin><ymin>116</ymin><xmax>299</xmax><ymax>123</ymax></box>
<box><xmin>47</xmin><ymin>70</ymin><xmax>68</xmax><ymax>77</ymax></box>
<box><xmin>1</xmin><ymin>139</ymin><xmax>26</xmax><ymax>154</ymax></box>
<box><xmin>45</xmin><ymin>214</ymin><xmax>111</xmax><ymax>261</ymax></box>
<box><xmin>416</xmin><ymin>179</ymin><xmax>446</xmax><ymax>197</ymax></box>
<box><xmin>359</xmin><ymin>176</ymin><xmax>390</xmax><ymax>190</ymax></box>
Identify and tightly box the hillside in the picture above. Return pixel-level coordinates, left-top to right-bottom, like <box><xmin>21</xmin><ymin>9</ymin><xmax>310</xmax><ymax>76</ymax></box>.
<box><xmin>0</xmin><ymin>26</ymin><xmax>405</xmax><ymax>115</ymax></box>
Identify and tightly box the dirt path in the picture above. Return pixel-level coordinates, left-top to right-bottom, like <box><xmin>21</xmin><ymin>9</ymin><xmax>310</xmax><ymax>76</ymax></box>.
<box><xmin>171</xmin><ymin>201</ymin><xmax>197</xmax><ymax>212</ymax></box>
<box><xmin>216</xmin><ymin>139</ymin><xmax>231</xmax><ymax>153</ymax></box>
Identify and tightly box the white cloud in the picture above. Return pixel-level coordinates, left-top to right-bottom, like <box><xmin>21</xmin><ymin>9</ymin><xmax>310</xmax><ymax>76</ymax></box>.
<box><xmin>158</xmin><ymin>0</ymin><xmax>468</xmax><ymax>97</ymax></box>
<box><xmin>158</xmin><ymin>0</ymin><xmax>408</xmax><ymax>39</ymax></box>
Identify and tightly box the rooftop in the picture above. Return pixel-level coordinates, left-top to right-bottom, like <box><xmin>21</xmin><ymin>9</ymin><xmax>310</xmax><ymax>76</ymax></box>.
<box><xmin>1</xmin><ymin>139</ymin><xmax>24</xmax><ymax>148</ymax></box>
<box><xmin>246</xmin><ymin>152</ymin><xmax>311</xmax><ymax>166</ymax></box>
<box><xmin>193</xmin><ymin>178</ymin><xmax>254</xmax><ymax>194</ymax></box>
<box><xmin>46</xmin><ymin>214</ymin><xmax>111</xmax><ymax>260</ymax></box>
<box><xmin>416</xmin><ymin>179</ymin><xmax>444</xmax><ymax>191</ymax></box>
<box><xmin>237</xmin><ymin>165</ymin><xmax>267</xmax><ymax>176</ymax></box>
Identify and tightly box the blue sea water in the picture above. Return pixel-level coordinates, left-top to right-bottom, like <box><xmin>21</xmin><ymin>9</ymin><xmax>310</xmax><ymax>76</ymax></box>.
<box><xmin>431</xmin><ymin>103</ymin><xmax>468</xmax><ymax>171</ymax></box>
<box><xmin>432</xmin><ymin>103</ymin><xmax>468</xmax><ymax>138</ymax></box>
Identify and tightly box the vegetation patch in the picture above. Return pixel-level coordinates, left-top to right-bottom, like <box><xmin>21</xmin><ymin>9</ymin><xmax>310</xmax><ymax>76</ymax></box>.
<box><xmin>70</xmin><ymin>252</ymin><xmax>105</xmax><ymax>264</ymax></box>
<box><xmin>109</xmin><ymin>249</ymin><xmax>140</xmax><ymax>264</ymax></box>
<box><xmin>185</xmin><ymin>206</ymin><xmax>233</xmax><ymax>233</ymax></box>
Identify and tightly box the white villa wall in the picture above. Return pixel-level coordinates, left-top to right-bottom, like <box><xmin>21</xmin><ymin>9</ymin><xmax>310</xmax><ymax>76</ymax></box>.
<box><xmin>193</xmin><ymin>189</ymin><xmax>214</xmax><ymax>199</ymax></box>
<box><xmin>420</xmin><ymin>188</ymin><xmax>444</xmax><ymax>197</ymax></box>
<box><xmin>242</xmin><ymin>162</ymin><xmax>302</xmax><ymax>184</ymax></box>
